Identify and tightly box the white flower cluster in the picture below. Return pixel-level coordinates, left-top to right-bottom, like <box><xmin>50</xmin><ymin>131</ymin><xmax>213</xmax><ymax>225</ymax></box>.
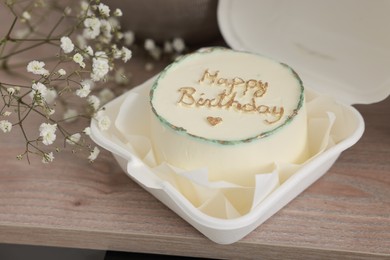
<box><xmin>0</xmin><ymin>120</ymin><xmax>12</xmax><ymax>133</ymax></box>
<box><xmin>49</xmin><ymin>1</ymin><xmax>134</xmax><ymax>163</ymax></box>
<box><xmin>39</xmin><ymin>123</ymin><xmax>57</xmax><ymax>145</ymax></box>
<box><xmin>3</xmin><ymin>1</ymin><xmax>142</xmax><ymax>164</ymax></box>
<box><xmin>143</xmin><ymin>37</ymin><xmax>186</xmax><ymax>66</ymax></box>
<box><xmin>27</xmin><ymin>60</ymin><xmax>49</xmax><ymax>76</ymax></box>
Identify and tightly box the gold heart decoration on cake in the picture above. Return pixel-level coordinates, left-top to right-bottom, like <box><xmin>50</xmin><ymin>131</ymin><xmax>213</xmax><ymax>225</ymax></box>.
<box><xmin>207</xmin><ymin>116</ymin><xmax>223</xmax><ymax>126</ymax></box>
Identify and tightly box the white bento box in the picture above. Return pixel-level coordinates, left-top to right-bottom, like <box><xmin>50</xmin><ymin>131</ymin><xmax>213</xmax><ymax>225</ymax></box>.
<box><xmin>90</xmin><ymin>0</ymin><xmax>390</xmax><ymax>244</ymax></box>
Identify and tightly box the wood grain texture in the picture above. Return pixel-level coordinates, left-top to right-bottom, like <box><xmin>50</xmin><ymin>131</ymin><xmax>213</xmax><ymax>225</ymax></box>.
<box><xmin>1</xmin><ymin>77</ymin><xmax>389</xmax><ymax>260</ymax></box>
<box><xmin>0</xmin><ymin>5</ymin><xmax>389</xmax><ymax>260</ymax></box>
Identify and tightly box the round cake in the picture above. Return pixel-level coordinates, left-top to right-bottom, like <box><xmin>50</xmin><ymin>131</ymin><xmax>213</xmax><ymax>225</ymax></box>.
<box><xmin>149</xmin><ymin>47</ymin><xmax>308</xmax><ymax>186</ymax></box>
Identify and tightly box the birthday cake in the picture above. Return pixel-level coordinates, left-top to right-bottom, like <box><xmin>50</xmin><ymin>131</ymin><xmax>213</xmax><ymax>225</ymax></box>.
<box><xmin>149</xmin><ymin>48</ymin><xmax>308</xmax><ymax>186</ymax></box>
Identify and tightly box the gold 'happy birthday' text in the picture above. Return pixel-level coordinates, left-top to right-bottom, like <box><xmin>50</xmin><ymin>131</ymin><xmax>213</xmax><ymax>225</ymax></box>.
<box><xmin>177</xmin><ymin>69</ymin><xmax>285</xmax><ymax>124</ymax></box>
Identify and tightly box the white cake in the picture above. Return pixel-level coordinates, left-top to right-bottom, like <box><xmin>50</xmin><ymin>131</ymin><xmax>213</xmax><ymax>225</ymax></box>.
<box><xmin>149</xmin><ymin>48</ymin><xmax>308</xmax><ymax>186</ymax></box>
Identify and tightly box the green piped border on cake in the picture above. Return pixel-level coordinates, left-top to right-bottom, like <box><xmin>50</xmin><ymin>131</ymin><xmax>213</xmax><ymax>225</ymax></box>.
<box><xmin>149</xmin><ymin>47</ymin><xmax>305</xmax><ymax>146</ymax></box>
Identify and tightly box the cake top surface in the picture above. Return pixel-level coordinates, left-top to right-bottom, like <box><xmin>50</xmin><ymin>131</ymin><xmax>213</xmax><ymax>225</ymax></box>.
<box><xmin>150</xmin><ymin>47</ymin><xmax>304</xmax><ymax>144</ymax></box>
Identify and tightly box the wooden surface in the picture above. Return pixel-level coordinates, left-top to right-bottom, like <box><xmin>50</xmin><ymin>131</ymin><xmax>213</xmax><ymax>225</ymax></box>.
<box><xmin>1</xmin><ymin>5</ymin><xmax>390</xmax><ymax>260</ymax></box>
<box><xmin>1</xmin><ymin>61</ymin><xmax>389</xmax><ymax>260</ymax></box>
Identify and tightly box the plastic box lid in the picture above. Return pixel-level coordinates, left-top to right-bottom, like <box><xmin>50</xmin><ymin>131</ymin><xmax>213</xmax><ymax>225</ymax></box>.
<box><xmin>217</xmin><ymin>0</ymin><xmax>390</xmax><ymax>105</ymax></box>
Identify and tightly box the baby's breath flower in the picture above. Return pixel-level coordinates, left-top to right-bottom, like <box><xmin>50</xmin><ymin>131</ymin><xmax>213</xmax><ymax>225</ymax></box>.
<box><xmin>99</xmin><ymin>88</ymin><xmax>116</xmax><ymax>104</ymax></box>
<box><xmin>76</xmin><ymin>34</ymin><xmax>87</xmax><ymax>49</ymax></box>
<box><xmin>149</xmin><ymin>47</ymin><xmax>161</xmax><ymax>60</ymax></box>
<box><xmin>7</xmin><ymin>87</ymin><xmax>15</xmax><ymax>95</ymax></box>
<box><xmin>58</xmin><ymin>69</ymin><xmax>66</xmax><ymax>76</ymax></box>
<box><xmin>1</xmin><ymin>0</ymin><xmax>142</xmax><ymax>163</ymax></box>
<box><xmin>30</xmin><ymin>82</ymin><xmax>48</xmax><ymax>102</ymax></box>
<box><xmin>22</xmin><ymin>11</ymin><xmax>31</xmax><ymax>21</ymax></box>
<box><xmin>42</xmin><ymin>152</ymin><xmax>54</xmax><ymax>163</ymax></box>
<box><xmin>0</xmin><ymin>120</ymin><xmax>12</xmax><ymax>133</ymax></box>
<box><xmin>76</xmin><ymin>80</ymin><xmax>91</xmax><ymax>98</ymax></box>
<box><xmin>164</xmin><ymin>41</ymin><xmax>173</xmax><ymax>53</ymax></box>
<box><xmin>45</xmin><ymin>89</ymin><xmax>58</xmax><ymax>104</ymax></box>
<box><xmin>15</xmin><ymin>28</ymin><xmax>29</xmax><ymax>38</ymax></box>
<box><xmin>107</xmin><ymin>17</ymin><xmax>119</xmax><ymax>28</ymax></box>
<box><xmin>111</xmin><ymin>44</ymin><xmax>121</xmax><ymax>59</ymax></box>
<box><xmin>145</xmin><ymin>62</ymin><xmax>154</xmax><ymax>71</ymax></box>
<box><xmin>87</xmin><ymin>95</ymin><xmax>100</xmax><ymax>111</ymax></box>
<box><xmin>27</xmin><ymin>60</ymin><xmax>49</xmax><ymax>75</ymax></box>
<box><xmin>63</xmin><ymin>108</ymin><xmax>78</xmax><ymax>123</ymax></box>
<box><xmin>172</xmin><ymin>37</ymin><xmax>185</xmax><ymax>53</ymax></box>
<box><xmin>80</xmin><ymin>0</ymin><xmax>89</xmax><ymax>11</ymax></box>
<box><xmin>64</xmin><ymin>7</ymin><xmax>72</xmax><ymax>16</ymax></box>
<box><xmin>114</xmin><ymin>68</ymin><xmax>128</xmax><ymax>85</ymax></box>
<box><xmin>73</xmin><ymin>53</ymin><xmax>85</xmax><ymax>68</ymax></box>
<box><xmin>60</xmin><ymin>36</ymin><xmax>74</xmax><ymax>53</ymax></box>
<box><xmin>113</xmin><ymin>8</ymin><xmax>122</xmax><ymax>17</ymax></box>
<box><xmin>97</xmin><ymin>3</ymin><xmax>110</xmax><ymax>17</ymax></box>
<box><xmin>83</xmin><ymin>126</ymin><xmax>91</xmax><ymax>136</ymax></box>
<box><xmin>39</xmin><ymin>123</ymin><xmax>57</xmax><ymax>145</ymax></box>
<box><xmin>66</xmin><ymin>133</ymin><xmax>81</xmax><ymax>145</ymax></box>
<box><xmin>88</xmin><ymin>146</ymin><xmax>100</xmax><ymax>162</ymax></box>
<box><xmin>97</xmin><ymin>115</ymin><xmax>111</xmax><ymax>131</ymax></box>
<box><xmin>115</xmin><ymin>31</ymin><xmax>123</xmax><ymax>41</ymax></box>
<box><xmin>121</xmin><ymin>46</ymin><xmax>132</xmax><ymax>62</ymax></box>
<box><xmin>83</xmin><ymin>17</ymin><xmax>101</xmax><ymax>39</ymax></box>
<box><xmin>123</xmin><ymin>31</ymin><xmax>135</xmax><ymax>46</ymax></box>
<box><xmin>91</xmin><ymin>52</ymin><xmax>109</xmax><ymax>81</ymax></box>
<box><xmin>85</xmin><ymin>46</ymin><xmax>94</xmax><ymax>56</ymax></box>
<box><xmin>144</xmin><ymin>38</ymin><xmax>155</xmax><ymax>51</ymax></box>
<box><xmin>46</xmin><ymin>108</ymin><xmax>55</xmax><ymax>116</ymax></box>
<box><xmin>100</xmin><ymin>19</ymin><xmax>112</xmax><ymax>38</ymax></box>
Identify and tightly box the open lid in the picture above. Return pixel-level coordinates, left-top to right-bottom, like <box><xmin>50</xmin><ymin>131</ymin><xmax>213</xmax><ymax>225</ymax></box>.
<box><xmin>217</xmin><ymin>0</ymin><xmax>390</xmax><ymax>105</ymax></box>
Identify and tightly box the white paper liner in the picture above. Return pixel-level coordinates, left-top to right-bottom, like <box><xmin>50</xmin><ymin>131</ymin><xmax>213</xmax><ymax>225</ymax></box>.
<box><xmin>100</xmin><ymin>81</ymin><xmax>356</xmax><ymax>219</ymax></box>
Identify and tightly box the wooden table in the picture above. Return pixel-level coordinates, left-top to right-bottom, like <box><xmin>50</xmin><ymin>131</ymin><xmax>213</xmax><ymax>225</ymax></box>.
<box><xmin>1</xmin><ymin>55</ymin><xmax>389</xmax><ymax>259</ymax></box>
<box><xmin>0</xmin><ymin>7</ymin><xmax>389</xmax><ymax>260</ymax></box>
